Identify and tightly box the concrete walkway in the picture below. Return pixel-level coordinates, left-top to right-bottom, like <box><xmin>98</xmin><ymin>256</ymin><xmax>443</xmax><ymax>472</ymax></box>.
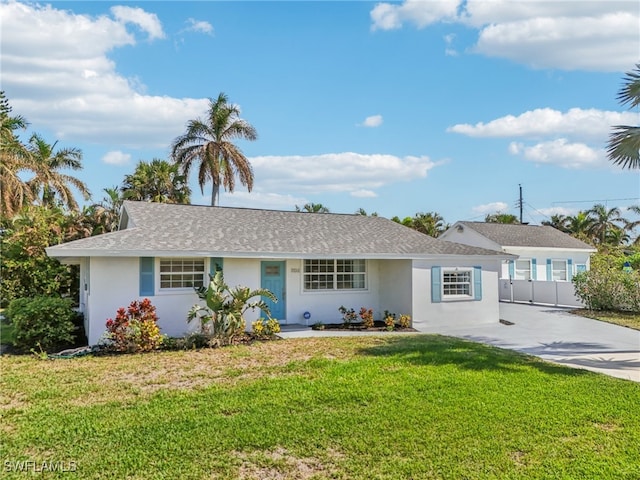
<box><xmin>278</xmin><ymin>303</ymin><xmax>640</xmax><ymax>382</ymax></box>
<box><xmin>420</xmin><ymin>303</ymin><xmax>640</xmax><ymax>382</ymax></box>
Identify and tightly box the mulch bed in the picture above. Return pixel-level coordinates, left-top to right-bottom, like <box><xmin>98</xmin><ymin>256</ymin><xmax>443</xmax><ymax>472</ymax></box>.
<box><xmin>313</xmin><ymin>321</ymin><xmax>416</xmax><ymax>332</ymax></box>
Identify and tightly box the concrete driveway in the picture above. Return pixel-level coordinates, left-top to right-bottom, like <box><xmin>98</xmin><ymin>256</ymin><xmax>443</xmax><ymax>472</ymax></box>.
<box><xmin>419</xmin><ymin>302</ymin><xmax>640</xmax><ymax>382</ymax></box>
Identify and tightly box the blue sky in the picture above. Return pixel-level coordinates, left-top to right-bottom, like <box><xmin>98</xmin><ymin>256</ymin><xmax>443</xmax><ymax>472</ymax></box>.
<box><xmin>2</xmin><ymin>0</ymin><xmax>639</xmax><ymax>225</ymax></box>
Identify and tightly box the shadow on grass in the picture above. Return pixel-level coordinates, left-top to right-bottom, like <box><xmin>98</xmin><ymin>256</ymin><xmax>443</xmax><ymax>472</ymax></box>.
<box><xmin>357</xmin><ymin>334</ymin><xmax>591</xmax><ymax>378</ymax></box>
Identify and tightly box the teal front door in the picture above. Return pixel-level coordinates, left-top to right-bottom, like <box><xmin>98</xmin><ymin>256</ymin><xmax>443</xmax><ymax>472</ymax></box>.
<box><xmin>261</xmin><ymin>261</ymin><xmax>286</xmax><ymax>322</ymax></box>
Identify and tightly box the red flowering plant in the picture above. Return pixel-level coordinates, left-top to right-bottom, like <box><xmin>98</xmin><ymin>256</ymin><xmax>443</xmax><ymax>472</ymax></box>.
<box><xmin>359</xmin><ymin>307</ymin><xmax>374</xmax><ymax>329</ymax></box>
<box><xmin>104</xmin><ymin>298</ymin><xmax>163</xmax><ymax>352</ymax></box>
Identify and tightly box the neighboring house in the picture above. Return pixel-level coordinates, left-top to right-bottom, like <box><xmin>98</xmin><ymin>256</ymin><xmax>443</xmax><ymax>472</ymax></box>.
<box><xmin>440</xmin><ymin>221</ymin><xmax>597</xmax><ymax>306</ymax></box>
<box><xmin>47</xmin><ymin>201</ymin><xmax>514</xmax><ymax>345</ymax></box>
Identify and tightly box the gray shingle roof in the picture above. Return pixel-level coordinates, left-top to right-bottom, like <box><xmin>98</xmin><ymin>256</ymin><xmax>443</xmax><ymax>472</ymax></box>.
<box><xmin>457</xmin><ymin>222</ymin><xmax>595</xmax><ymax>250</ymax></box>
<box><xmin>47</xmin><ymin>201</ymin><xmax>511</xmax><ymax>259</ymax></box>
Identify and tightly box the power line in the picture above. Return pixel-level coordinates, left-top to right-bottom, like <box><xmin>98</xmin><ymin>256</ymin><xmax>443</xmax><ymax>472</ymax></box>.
<box><xmin>552</xmin><ymin>197</ymin><xmax>639</xmax><ymax>205</ymax></box>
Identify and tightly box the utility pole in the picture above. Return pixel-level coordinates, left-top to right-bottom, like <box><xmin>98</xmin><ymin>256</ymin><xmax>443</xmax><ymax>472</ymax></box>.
<box><xmin>518</xmin><ymin>184</ymin><xmax>523</xmax><ymax>224</ymax></box>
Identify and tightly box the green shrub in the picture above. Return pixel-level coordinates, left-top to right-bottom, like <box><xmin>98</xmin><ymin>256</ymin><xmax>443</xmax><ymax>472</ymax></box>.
<box><xmin>6</xmin><ymin>297</ymin><xmax>77</xmax><ymax>352</ymax></box>
<box><xmin>251</xmin><ymin>318</ymin><xmax>281</xmax><ymax>338</ymax></box>
<box><xmin>573</xmin><ymin>252</ymin><xmax>640</xmax><ymax>312</ymax></box>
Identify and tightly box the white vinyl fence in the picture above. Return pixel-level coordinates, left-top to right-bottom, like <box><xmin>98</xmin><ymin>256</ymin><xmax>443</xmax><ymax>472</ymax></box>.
<box><xmin>499</xmin><ymin>279</ymin><xmax>584</xmax><ymax>308</ymax></box>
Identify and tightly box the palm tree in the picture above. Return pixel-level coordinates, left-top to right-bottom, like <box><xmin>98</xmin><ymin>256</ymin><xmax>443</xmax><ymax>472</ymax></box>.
<box><xmin>607</xmin><ymin>63</ymin><xmax>640</xmax><ymax>169</ymax></box>
<box><xmin>586</xmin><ymin>204</ymin><xmax>626</xmax><ymax>245</ymax></box>
<box><xmin>485</xmin><ymin>213</ymin><xmax>519</xmax><ymax>224</ymax></box>
<box><xmin>90</xmin><ymin>187</ymin><xmax>124</xmax><ymax>234</ymax></box>
<box><xmin>411</xmin><ymin>211</ymin><xmax>448</xmax><ymax>237</ymax></box>
<box><xmin>542</xmin><ymin>214</ymin><xmax>570</xmax><ymax>233</ymax></box>
<box><xmin>295</xmin><ymin>203</ymin><xmax>330</xmax><ymax>213</ymax></box>
<box><xmin>171</xmin><ymin>93</ymin><xmax>257</xmax><ymax>206</ymax></box>
<box><xmin>566</xmin><ymin>211</ymin><xmax>594</xmax><ymax>242</ymax></box>
<box><xmin>121</xmin><ymin>159</ymin><xmax>191</xmax><ymax>204</ymax></box>
<box><xmin>0</xmin><ymin>92</ymin><xmax>33</xmax><ymax>217</ymax></box>
<box><xmin>25</xmin><ymin>133</ymin><xmax>90</xmax><ymax>211</ymax></box>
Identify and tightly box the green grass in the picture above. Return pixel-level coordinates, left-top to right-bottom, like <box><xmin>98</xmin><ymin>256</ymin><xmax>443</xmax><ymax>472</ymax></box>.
<box><xmin>1</xmin><ymin>335</ymin><xmax>639</xmax><ymax>479</ymax></box>
<box><xmin>574</xmin><ymin>309</ymin><xmax>640</xmax><ymax>331</ymax></box>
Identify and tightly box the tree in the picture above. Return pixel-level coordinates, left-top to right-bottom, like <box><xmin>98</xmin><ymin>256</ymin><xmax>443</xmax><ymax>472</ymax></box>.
<box><xmin>25</xmin><ymin>133</ymin><xmax>90</xmax><ymax>211</ymax></box>
<box><xmin>295</xmin><ymin>203</ymin><xmax>330</xmax><ymax>213</ymax></box>
<box><xmin>122</xmin><ymin>159</ymin><xmax>191</xmax><ymax>204</ymax></box>
<box><xmin>411</xmin><ymin>211</ymin><xmax>447</xmax><ymax>237</ymax></box>
<box><xmin>587</xmin><ymin>204</ymin><xmax>626</xmax><ymax>245</ymax></box>
<box><xmin>485</xmin><ymin>213</ymin><xmax>519</xmax><ymax>224</ymax></box>
<box><xmin>0</xmin><ymin>92</ymin><xmax>33</xmax><ymax>218</ymax></box>
<box><xmin>90</xmin><ymin>187</ymin><xmax>124</xmax><ymax>234</ymax></box>
<box><xmin>542</xmin><ymin>214</ymin><xmax>570</xmax><ymax>233</ymax></box>
<box><xmin>607</xmin><ymin>63</ymin><xmax>640</xmax><ymax>169</ymax></box>
<box><xmin>565</xmin><ymin>211</ymin><xmax>594</xmax><ymax>242</ymax></box>
<box><xmin>0</xmin><ymin>206</ymin><xmax>79</xmax><ymax>307</ymax></box>
<box><xmin>171</xmin><ymin>93</ymin><xmax>257</xmax><ymax>206</ymax></box>
<box><xmin>355</xmin><ymin>208</ymin><xmax>378</xmax><ymax>216</ymax></box>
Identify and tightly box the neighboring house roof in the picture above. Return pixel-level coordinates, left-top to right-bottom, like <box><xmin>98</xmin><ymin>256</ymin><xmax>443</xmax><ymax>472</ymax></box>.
<box><xmin>47</xmin><ymin>201</ymin><xmax>513</xmax><ymax>260</ymax></box>
<box><xmin>450</xmin><ymin>221</ymin><xmax>596</xmax><ymax>250</ymax></box>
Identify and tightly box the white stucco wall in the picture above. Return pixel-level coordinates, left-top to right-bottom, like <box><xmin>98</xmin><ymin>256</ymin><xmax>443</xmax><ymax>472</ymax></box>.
<box><xmin>500</xmin><ymin>247</ymin><xmax>593</xmax><ymax>280</ymax></box>
<box><xmin>411</xmin><ymin>258</ymin><xmax>502</xmax><ymax>331</ymax></box>
<box><xmin>285</xmin><ymin>259</ymin><xmax>381</xmax><ymax>325</ymax></box>
<box><xmin>378</xmin><ymin>260</ymin><xmax>413</xmax><ymax>319</ymax></box>
<box><xmin>440</xmin><ymin>226</ymin><xmax>501</xmax><ymax>251</ymax></box>
<box><xmin>84</xmin><ymin>255</ymin><xmax>504</xmax><ymax>344</ymax></box>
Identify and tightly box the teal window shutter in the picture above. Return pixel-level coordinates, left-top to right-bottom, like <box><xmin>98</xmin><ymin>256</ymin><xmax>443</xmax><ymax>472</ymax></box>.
<box><xmin>431</xmin><ymin>266</ymin><xmax>441</xmax><ymax>303</ymax></box>
<box><xmin>210</xmin><ymin>257</ymin><xmax>223</xmax><ymax>278</ymax></box>
<box><xmin>473</xmin><ymin>266</ymin><xmax>482</xmax><ymax>300</ymax></box>
<box><xmin>546</xmin><ymin>259</ymin><xmax>552</xmax><ymax>281</ymax></box>
<box><xmin>567</xmin><ymin>258</ymin><xmax>573</xmax><ymax>279</ymax></box>
<box><xmin>508</xmin><ymin>260</ymin><xmax>515</xmax><ymax>279</ymax></box>
<box><xmin>531</xmin><ymin>258</ymin><xmax>537</xmax><ymax>280</ymax></box>
<box><xmin>139</xmin><ymin>257</ymin><xmax>155</xmax><ymax>296</ymax></box>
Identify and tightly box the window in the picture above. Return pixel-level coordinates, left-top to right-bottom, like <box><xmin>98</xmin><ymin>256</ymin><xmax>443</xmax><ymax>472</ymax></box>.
<box><xmin>303</xmin><ymin>259</ymin><xmax>366</xmax><ymax>291</ymax></box>
<box><xmin>552</xmin><ymin>260</ymin><xmax>567</xmax><ymax>281</ymax></box>
<box><xmin>432</xmin><ymin>266</ymin><xmax>481</xmax><ymax>303</ymax></box>
<box><xmin>515</xmin><ymin>259</ymin><xmax>532</xmax><ymax>280</ymax></box>
<box><xmin>159</xmin><ymin>258</ymin><xmax>205</xmax><ymax>289</ymax></box>
<box><xmin>442</xmin><ymin>269</ymin><xmax>472</xmax><ymax>297</ymax></box>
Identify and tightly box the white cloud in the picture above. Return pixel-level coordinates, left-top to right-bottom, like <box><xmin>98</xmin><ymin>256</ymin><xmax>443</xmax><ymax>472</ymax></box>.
<box><xmin>351</xmin><ymin>189</ymin><xmax>378</xmax><ymax>198</ymax></box>
<box><xmin>1</xmin><ymin>1</ymin><xmax>207</xmax><ymax>149</ymax></box>
<box><xmin>535</xmin><ymin>206</ymin><xmax>577</xmax><ymax>218</ymax></box>
<box><xmin>359</xmin><ymin>115</ymin><xmax>383</xmax><ymax>128</ymax></box>
<box><xmin>370</xmin><ymin>0</ymin><xmax>639</xmax><ymax>71</ymax></box>
<box><xmin>248</xmin><ymin>152</ymin><xmax>437</xmax><ymax>196</ymax></box>
<box><xmin>184</xmin><ymin>18</ymin><xmax>214</xmax><ymax>35</ymax></box>
<box><xmin>110</xmin><ymin>6</ymin><xmax>165</xmax><ymax>40</ymax></box>
<box><xmin>509</xmin><ymin>139</ymin><xmax>607</xmax><ymax>169</ymax></box>
<box><xmin>215</xmin><ymin>191</ymin><xmax>307</xmax><ymax>210</ymax></box>
<box><xmin>448</xmin><ymin>108</ymin><xmax>636</xmax><ymax>142</ymax></box>
<box><xmin>102</xmin><ymin>150</ymin><xmax>131</xmax><ymax>166</ymax></box>
<box><xmin>472</xmin><ymin>202</ymin><xmax>509</xmax><ymax>215</ymax></box>
<box><xmin>371</xmin><ymin>0</ymin><xmax>460</xmax><ymax>31</ymax></box>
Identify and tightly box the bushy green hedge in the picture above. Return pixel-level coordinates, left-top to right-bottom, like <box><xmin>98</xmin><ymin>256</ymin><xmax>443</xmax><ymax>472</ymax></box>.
<box><xmin>573</xmin><ymin>252</ymin><xmax>640</xmax><ymax>313</ymax></box>
<box><xmin>6</xmin><ymin>297</ymin><xmax>78</xmax><ymax>352</ymax></box>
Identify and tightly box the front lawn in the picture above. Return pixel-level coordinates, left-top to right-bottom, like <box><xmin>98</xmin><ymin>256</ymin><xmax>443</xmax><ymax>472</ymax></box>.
<box><xmin>574</xmin><ymin>309</ymin><xmax>640</xmax><ymax>331</ymax></box>
<box><xmin>1</xmin><ymin>335</ymin><xmax>639</xmax><ymax>479</ymax></box>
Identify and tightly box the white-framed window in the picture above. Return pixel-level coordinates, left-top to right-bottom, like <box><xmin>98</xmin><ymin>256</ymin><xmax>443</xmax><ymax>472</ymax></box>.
<box><xmin>552</xmin><ymin>260</ymin><xmax>568</xmax><ymax>281</ymax></box>
<box><xmin>303</xmin><ymin>259</ymin><xmax>366</xmax><ymax>291</ymax></box>
<box><xmin>442</xmin><ymin>268</ymin><xmax>473</xmax><ymax>298</ymax></box>
<box><xmin>515</xmin><ymin>259</ymin><xmax>532</xmax><ymax>280</ymax></box>
<box><xmin>159</xmin><ymin>258</ymin><xmax>205</xmax><ymax>289</ymax></box>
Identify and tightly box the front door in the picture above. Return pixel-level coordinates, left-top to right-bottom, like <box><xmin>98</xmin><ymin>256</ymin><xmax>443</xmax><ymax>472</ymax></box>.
<box><xmin>261</xmin><ymin>261</ymin><xmax>286</xmax><ymax>322</ymax></box>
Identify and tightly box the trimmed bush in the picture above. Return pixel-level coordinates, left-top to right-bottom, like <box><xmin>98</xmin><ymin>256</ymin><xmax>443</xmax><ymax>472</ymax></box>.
<box><xmin>104</xmin><ymin>299</ymin><xmax>163</xmax><ymax>353</ymax></box>
<box><xmin>6</xmin><ymin>296</ymin><xmax>77</xmax><ymax>352</ymax></box>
